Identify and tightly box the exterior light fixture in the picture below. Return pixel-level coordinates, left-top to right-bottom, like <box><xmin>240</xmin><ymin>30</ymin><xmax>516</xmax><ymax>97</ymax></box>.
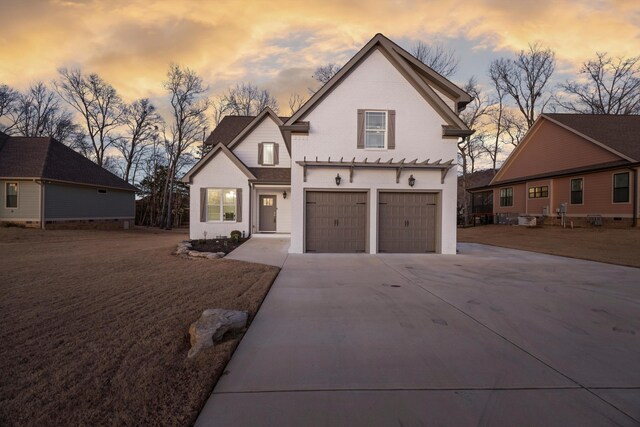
<box><xmin>283</xmin><ymin>191</ymin><xmax>287</xmax><ymax>199</ymax></box>
<box><xmin>335</xmin><ymin>174</ymin><xmax>342</xmax><ymax>186</ymax></box>
<box><xmin>408</xmin><ymin>175</ymin><xmax>416</xmax><ymax>187</ymax></box>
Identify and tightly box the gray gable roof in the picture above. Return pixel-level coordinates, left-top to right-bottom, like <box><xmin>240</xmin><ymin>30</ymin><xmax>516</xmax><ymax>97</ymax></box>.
<box><xmin>204</xmin><ymin>115</ymin><xmax>290</xmax><ymax>147</ymax></box>
<box><xmin>0</xmin><ymin>135</ymin><xmax>137</xmax><ymax>191</ymax></box>
<box><xmin>544</xmin><ymin>114</ymin><xmax>640</xmax><ymax>162</ymax></box>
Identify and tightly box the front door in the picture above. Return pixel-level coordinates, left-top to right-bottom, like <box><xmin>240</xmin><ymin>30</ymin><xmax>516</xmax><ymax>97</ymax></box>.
<box><xmin>259</xmin><ymin>195</ymin><xmax>277</xmax><ymax>232</ymax></box>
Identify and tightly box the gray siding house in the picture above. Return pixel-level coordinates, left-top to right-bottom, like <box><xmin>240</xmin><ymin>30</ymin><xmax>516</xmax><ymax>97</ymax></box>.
<box><xmin>0</xmin><ymin>132</ymin><xmax>136</xmax><ymax>229</ymax></box>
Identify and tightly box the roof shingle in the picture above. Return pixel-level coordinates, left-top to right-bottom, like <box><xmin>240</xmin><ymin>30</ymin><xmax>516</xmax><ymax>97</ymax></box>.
<box><xmin>205</xmin><ymin>115</ymin><xmax>289</xmax><ymax>147</ymax></box>
<box><xmin>0</xmin><ymin>135</ymin><xmax>136</xmax><ymax>191</ymax></box>
<box><xmin>544</xmin><ymin>114</ymin><xmax>640</xmax><ymax>161</ymax></box>
<box><xmin>248</xmin><ymin>167</ymin><xmax>291</xmax><ymax>184</ymax></box>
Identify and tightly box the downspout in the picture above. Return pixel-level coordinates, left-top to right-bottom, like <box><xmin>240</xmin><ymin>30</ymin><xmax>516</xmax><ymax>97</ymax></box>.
<box><xmin>38</xmin><ymin>179</ymin><xmax>45</xmax><ymax>229</ymax></box>
<box><xmin>631</xmin><ymin>167</ymin><xmax>638</xmax><ymax>228</ymax></box>
<box><xmin>248</xmin><ymin>181</ymin><xmax>253</xmax><ymax>237</ymax></box>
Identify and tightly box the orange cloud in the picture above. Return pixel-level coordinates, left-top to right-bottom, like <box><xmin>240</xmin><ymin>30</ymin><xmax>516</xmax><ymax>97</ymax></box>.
<box><xmin>1</xmin><ymin>0</ymin><xmax>638</xmax><ymax>113</ymax></box>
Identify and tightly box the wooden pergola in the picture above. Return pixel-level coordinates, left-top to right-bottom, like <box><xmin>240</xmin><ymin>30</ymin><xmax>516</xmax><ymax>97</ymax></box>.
<box><xmin>296</xmin><ymin>157</ymin><xmax>455</xmax><ymax>184</ymax></box>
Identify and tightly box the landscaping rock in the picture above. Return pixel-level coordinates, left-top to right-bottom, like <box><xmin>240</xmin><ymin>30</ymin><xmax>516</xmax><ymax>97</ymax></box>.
<box><xmin>188</xmin><ymin>250</ymin><xmax>209</xmax><ymax>258</ymax></box>
<box><xmin>206</xmin><ymin>253</ymin><xmax>222</xmax><ymax>260</ymax></box>
<box><xmin>216</xmin><ymin>252</ymin><xmax>226</xmax><ymax>257</ymax></box>
<box><xmin>188</xmin><ymin>309</ymin><xmax>248</xmax><ymax>358</ymax></box>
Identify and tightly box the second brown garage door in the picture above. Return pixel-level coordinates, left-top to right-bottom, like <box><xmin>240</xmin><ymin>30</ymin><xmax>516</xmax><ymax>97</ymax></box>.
<box><xmin>378</xmin><ymin>192</ymin><xmax>437</xmax><ymax>253</ymax></box>
<box><xmin>306</xmin><ymin>191</ymin><xmax>367</xmax><ymax>253</ymax></box>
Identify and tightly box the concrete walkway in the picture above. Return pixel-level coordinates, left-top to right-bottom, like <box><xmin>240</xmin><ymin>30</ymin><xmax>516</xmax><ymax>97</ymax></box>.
<box><xmin>197</xmin><ymin>244</ymin><xmax>640</xmax><ymax>426</ymax></box>
<box><xmin>225</xmin><ymin>234</ymin><xmax>290</xmax><ymax>267</ymax></box>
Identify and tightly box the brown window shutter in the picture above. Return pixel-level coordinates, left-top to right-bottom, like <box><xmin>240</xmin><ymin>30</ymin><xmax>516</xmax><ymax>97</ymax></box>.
<box><xmin>388</xmin><ymin>110</ymin><xmax>396</xmax><ymax>149</ymax></box>
<box><xmin>236</xmin><ymin>188</ymin><xmax>242</xmax><ymax>222</ymax></box>
<box><xmin>258</xmin><ymin>142</ymin><xmax>264</xmax><ymax>165</ymax></box>
<box><xmin>200</xmin><ymin>188</ymin><xmax>207</xmax><ymax>222</ymax></box>
<box><xmin>357</xmin><ymin>109</ymin><xmax>365</xmax><ymax>149</ymax></box>
<box><xmin>274</xmin><ymin>143</ymin><xmax>279</xmax><ymax>165</ymax></box>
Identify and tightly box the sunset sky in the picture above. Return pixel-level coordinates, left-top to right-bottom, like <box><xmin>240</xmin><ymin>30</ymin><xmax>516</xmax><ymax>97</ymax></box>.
<box><xmin>1</xmin><ymin>0</ymin><xmax>639</xmax><ymax>115</ymax></box>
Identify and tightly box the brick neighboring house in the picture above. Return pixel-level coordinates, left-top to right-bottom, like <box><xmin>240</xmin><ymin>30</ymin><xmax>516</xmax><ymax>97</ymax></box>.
<box><xmin>0</xmin><ymin>132</ymin><xmax>136</xmax><ymax>229</ymax></box>
<box><xmin>469</xmin><ymin>114</ymin><xmax>640</xmax><ymax>227</ymax></box>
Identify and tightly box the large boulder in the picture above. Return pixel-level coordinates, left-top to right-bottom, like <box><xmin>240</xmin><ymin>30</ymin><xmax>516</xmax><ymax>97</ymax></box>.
<box><xmin>188</xmin><ymin>309</ymin><xmax>248</xmax><ymax>358</ymax></box>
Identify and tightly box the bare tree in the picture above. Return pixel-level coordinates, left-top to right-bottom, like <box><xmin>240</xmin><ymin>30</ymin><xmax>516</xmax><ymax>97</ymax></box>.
<box><xmin>211</xmin><ymin>94</ymin><xmax>232</xmax><ymax>126</ymax></box>
<box><xmin>0</xmin><ymin>84</ymin><xmax>18</xmax><ymax>127</ymax></box>
<box><xmin>458</xmin><ymin>77</ymin><xmax>489</xmax><ymax>223</ymax></box>
<box><xmin>222</xmin><ymin>82</ymin><xmax>278</xmax><ymax>116</ymax></box>
<box><xmin>312</xmin><ymin>63</ymin><xmax>341</xmax><ymax>84</ymax></box>
<box><xmin>161</xmin><ymin>64</ymin><xmax>209</xmax><ymax>229</ymax></box>
<box><xmin>558</xmin><ymin>53</ymin><xmax>640</xmax><ymax>115</ymax></box>
<box><xmin>411</xmin><ymin>41</ymin><xmax>460</xmax><ymax>77</ymax></box>
<box><xmin>501</xmin><ymin>111</ymin><xmax>527</xmax><ymax>146</ymax></box>
<box><xmin>490</xmin><ymin>43</ymin><xmax>555</xmax><ymax>129</ymax></box>
<box><xmin>113</xmin><ymin>98</ymin><xmax>163</xmax><ymax>183</ymax></box>
<box><xmin>55</xmin><ymin>68</ymin><xmax>124</xmax><ymax>166</ymax></box>
<box><xmin>288</xmin><ymin>92</ymin><xmax>306</xmax><ymax>115</ymax></box>
<box><xmin>5</xmin><ymin>82</ymin><xmax>74</xmax><ymax>139</ymax></box>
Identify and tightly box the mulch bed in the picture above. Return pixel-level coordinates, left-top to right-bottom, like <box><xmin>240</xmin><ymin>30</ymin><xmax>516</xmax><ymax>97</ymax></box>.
<box><xmin>191</xmin><ymin>237</ymin><xmax>248</xmax><ymax>254</ymax></box>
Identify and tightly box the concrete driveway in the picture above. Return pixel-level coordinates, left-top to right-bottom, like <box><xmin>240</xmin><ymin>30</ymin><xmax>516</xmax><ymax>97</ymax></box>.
<box><xmin>197</xmin><ymin>244</ymin><xmax>640</xmax><ymax>426</ymax></box>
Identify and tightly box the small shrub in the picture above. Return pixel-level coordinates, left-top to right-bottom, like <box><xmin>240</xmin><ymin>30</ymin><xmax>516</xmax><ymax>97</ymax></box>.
<box><xmin>230</xmin><ymin>230</ymin><xmax>241</xmax><ymax>242</ymax></box>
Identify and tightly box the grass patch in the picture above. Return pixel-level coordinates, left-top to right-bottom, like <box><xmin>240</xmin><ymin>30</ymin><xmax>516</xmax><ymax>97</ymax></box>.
<box><xmin>0</xmin><ymin>227</ymin><xmax>279</xmax><ymax>426</ymax></box>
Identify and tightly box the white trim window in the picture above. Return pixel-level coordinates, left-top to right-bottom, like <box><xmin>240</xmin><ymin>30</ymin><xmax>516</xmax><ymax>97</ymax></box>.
<box><xmin>613</xmin><ymin>172</ymin><xmax>630</xmax><ymax>203</ymax></box>
<box><xmin>365</xmin><ymin>111</ymin><xmax>387</xmax><ymax>149</ymax></box>
<box><xmin>207</xmin><ymin>189</ymin><xmax>237</xmax><ymax>222</ymax></box>
<box><xmin>5</xmin><ymin>182</ymin><xmax>18</xmax><ymax>208</ymax></box>
<box><xmin>262</xmin><ymin>142</ymin><xmax>275</xmax><ymax>165</ymax></box>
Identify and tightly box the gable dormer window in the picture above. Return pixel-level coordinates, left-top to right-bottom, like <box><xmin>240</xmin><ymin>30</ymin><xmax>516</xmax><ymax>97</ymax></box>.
<box><xmin>365</xmin><ymin>111</ymin><xmax>386</xmax><ymax>149</ymax></box>
<box><xmin>258</xmin><ymin>142</ymin><xmax>278</xmax><ymax>166</ymax></box>
<box><xmin>357</xmin><ymin>109</ymin><xmax>395</xmax><ymax>150</ymax></box>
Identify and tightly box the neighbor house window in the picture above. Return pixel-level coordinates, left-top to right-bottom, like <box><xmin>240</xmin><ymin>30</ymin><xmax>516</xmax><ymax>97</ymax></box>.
<box><xmin>207</xmin><ymin>189</ymin><xmax>236</xmax><ymax>221</ymax></box>
<box><xmin>528</xmin><ymin>186</ymin><xmax>549</xmax><ymax>198</ymax></box>
<box><xmin>570</xmin><ymin>178</ymin><xmax>583</xmax><ymax>204</ymax></box>
<box><xmin>365</xmin><ymin>111</ymin><xmax>386</xmax><ymax>149</ymax></box>
<box><xmin>499</xmin><ymin>187</ymin><xmax>513</xmax><ymax>207</ymax></box>
<box><xmin>5</xmin><ymin>182</ymin><xmax>18</xmax><ymax>208</ymax></box>
<box><xmin>613</xmin><ymin>172</ymin><xmax>630</xmax><ymax>203</ymax></box>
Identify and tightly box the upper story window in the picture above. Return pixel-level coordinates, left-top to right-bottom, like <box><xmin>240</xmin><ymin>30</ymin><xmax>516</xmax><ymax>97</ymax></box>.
<box><xmin>357</xmin><ymin>109</ymin><xmax>395</xmax><ymax>150</ymax></box>
<box><xmin>613</xmin><ymin>172</ymin><xmax>630</xmax><ymax>203</ymax></box>
<box><xmin>499</xmin><ymin>187</ymin><xmax>513</xmax><ymax>207</ymax></box>
<box><xmin>365</xmin><ymin>111</ymin><xmax>387</xmax><ymax>149</ymax></box>
<box><xmin>259</xmin><ymin>142</ymin><xmax>278</xmax><ymax>166</ymax></box>
<box><xmin>570</xmin><ymin>178</ymin><xmax>583</xmax><ymax>204</ymax></box>
<box><xmin>5</xmin><ymin>182</ymin><xmax>18</xmax><ymax>208</ymax></box>
<box><xmin>528</xmin><ymin>186</ymin><xmax>549</xmax><ymax>198</ymax></box>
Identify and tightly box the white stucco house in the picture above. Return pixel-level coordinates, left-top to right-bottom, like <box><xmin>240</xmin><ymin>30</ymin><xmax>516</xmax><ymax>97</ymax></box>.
<box><xmin>182</xmin><ymin>33</ymin><xmax>472</xmax><ymax>254</ymax></box>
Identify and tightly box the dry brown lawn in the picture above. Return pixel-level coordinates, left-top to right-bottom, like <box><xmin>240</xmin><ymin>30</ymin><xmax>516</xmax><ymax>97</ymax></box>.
<box><xmin>458</xmin><ymin>224</ymin><xmax>640</xmax><ymax>268</ymax></box>
<box><xmin>0</xmin><ymin>227</ymin><xmax>279</xmax><ymax>426</ymax></box>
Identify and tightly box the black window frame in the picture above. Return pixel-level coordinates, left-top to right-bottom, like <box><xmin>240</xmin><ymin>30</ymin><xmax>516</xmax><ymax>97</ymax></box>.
<box><xmin>613</xmin><ymin>172</ymin><xmax>630</xmax><ymax>203</ymax></box>
<box><xmin>499</xmin><ymin>187</ymin><xmax>513</xmax><ymax>207</ymax></box>
<box><xmin>570</xmin><ymin>178</ymin><xmax>583</xmax><ymax>205</ymax></box>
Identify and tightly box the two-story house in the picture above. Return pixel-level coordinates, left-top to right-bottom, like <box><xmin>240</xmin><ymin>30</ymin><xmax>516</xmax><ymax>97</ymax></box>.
<box><xmin>182</xmin><ymin>33</ymin><xmax>472</xmax><ymax>254</ymax></box>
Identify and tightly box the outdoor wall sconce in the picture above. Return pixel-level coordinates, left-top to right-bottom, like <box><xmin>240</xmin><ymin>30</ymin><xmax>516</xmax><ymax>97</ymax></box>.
<box><xmin>335</xmin><ymin>174</ymin><xmax>342</xmax><ymax>186</ymax></box>
<box><xmin>283</xmin><ymin>191</ymin><xmax>287</xmax><ymax>199</ymax></box>
<box><xmin>408</xmin><ymin>175</ymin><xmax>416</xmax><ymax>187</ymax></box>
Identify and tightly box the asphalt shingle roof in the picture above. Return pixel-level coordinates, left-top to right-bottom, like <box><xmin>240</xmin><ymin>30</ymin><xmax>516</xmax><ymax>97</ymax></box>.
<box><xmin>0</xmin><ymin>134</ymin><xmax>137</xmax><ymax>191</ymax></box>
<box><xmin>248</xmin><ymin>167</ymin><xmax>291</xmax><ymax>184</ymax></box>
<box><xmin>545</xmin><ymin>114</ymin><xmax>640</xmax><ymax>161</ymax></box>
<box><xmin>204</xmin><ymin>115</ymin><xmax>289</xmax><ymax>147</ymax></box>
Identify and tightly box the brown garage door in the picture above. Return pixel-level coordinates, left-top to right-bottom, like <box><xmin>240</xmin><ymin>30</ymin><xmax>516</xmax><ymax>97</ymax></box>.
<box><xmin>378</xmin><ymin>192</ymin><xmax>437</xmax><ymax>253</ymax></box>
<box><xmin>306</xmin><ymin>191</ymin><xmax>367</xmax><ymax>253</ymax></box>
